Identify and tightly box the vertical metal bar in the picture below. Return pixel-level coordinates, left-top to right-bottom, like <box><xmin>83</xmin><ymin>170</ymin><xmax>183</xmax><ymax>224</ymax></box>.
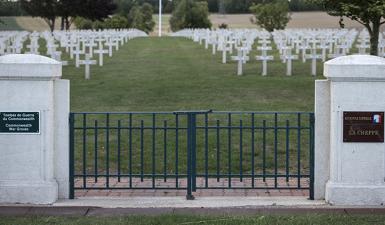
<box><xmin>251</xmin><ymin>113</ymin><xmax>255</xmax><ymax>188</ymax></box>
<box><xmin>262</xmin><ymin>120</ymin><xmax>266</xmax><ymax>182</ymax></box>
<box><xmin>186</xmin><ymin>114</ymin><xmax>194</xmax><ymax>200</ymax></box>
<box><xmin>216</xmin><ymin>119</ymin><xmax>220</xmax><ymax>182</ymax></box>
<box><xmin>163</xmin><ymin>120</ymin><xmax>167</xmax><ymax>182</ymax></box>
<box><xmin>117</xmin><ymin>120</ymin><xmax>121</xmax><ymax>182</ymax></box>
<box><xmin>82</xmin><ymin>114</ymin><xmax>87</xmax><ymax>188</ymax></box>
<box><xmin>228</xmin><ymin>113</ymin><xmax>232</xmax><ymax>188</ymax></box>
<box><xmin>191</xmin><ymin>114</ymin><xmax>197</xmax><ymax>192</ymax></box>
<box><xmin>239</xmin><ymin>119</ymin><xmax>243</xmax><ymax>182</ymax></box>
<box><xmin>140</xmin><ymin>120</ymin><xmax>144</xmax><ymax>182</ymax></box>
<box><xmin>94</xmin><ymin>120</ymin><xmax>98</xmax><ymax>183</ymax></box>
<box><xmin>274</xmin><ymin>113</ymin><xmax>278</xmax><ymax>188</ymax></box>
<box><xmin>297</xmin><ymin>113</ymin><xmax>302</xmax><ymax>188</ymax></box>
<box><xmin>69</xmin><ymin>113</ymin><xmax>75</xmax><ymax>199</ymax></box>
<box><xmin>205</xmin><ymin>114</ymin><xmax>209</xmax><ymax>188</ymax></box>
<box><xmin>286</xmin><ymin>120</ymin><xmax>290</xmax><ymax>182</ymax></box>
<box><xmin>106</xmin><ymin>113</ymin><xmax>110</xmax><ymax>188</ymax></box>
<box><xmin>175</xmin><ymin>114</ymin><xmax>179</xmax><ymax>188</ymax></box>
<box><xmin>152</xmin><ymin>114</ymin><xmax>156</xmax><ymax>188</ymax></box>
<box><xmin>129</xmin><ymin>114</ymin><xmax>132</xmax><ymax>188</ymax></box>
<box><xmin>309</xmin><ymin>113</ymin><xmax>315</xmax><ymax>200</ymax></box>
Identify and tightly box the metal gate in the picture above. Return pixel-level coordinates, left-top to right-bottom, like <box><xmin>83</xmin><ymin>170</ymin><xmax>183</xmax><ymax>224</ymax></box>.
<box><xmin>69</xmin><ymin>111</ymin><xmax>314</xmax><ymax>200</ymax></box>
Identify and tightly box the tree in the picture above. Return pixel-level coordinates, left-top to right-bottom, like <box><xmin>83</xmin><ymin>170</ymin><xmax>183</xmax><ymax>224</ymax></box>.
<box><xmin>20</xmin><ymin>0</ymin><xmax>58</xmax><ymax>31</ymax></box>
<box><xmin>78</xmin><ymin>0</ymin><xmax>117</xmax><ymax>21</ymax></box>
<box><xmin>309</xmin><ymin>0</ymin><xmax>385</xmax><ymax>56</ymax></box>
<box><xmin>21</xmin><ymin>0</ymin><xmax>116</xmax><ymax>31</ymax></box>
<box><xmin>103</xmin><ymin>15</ymin><xmax>129</xmax><ymax>29</ymax></box>
<box><xmin>140</xmin><ymin>3</ymin><xmax>155</xmax><ymax>33</ymax></box>
<box><xmin>249</xmin><ymin>0</ymin><xmax>291</xmax><ymax>32</ymax></box>
<box><xmin>125</xmin><ymin>2</ymin><xmax>155</xmax><ymax>33</ymax></box>
<box><xmin>169</xmin><ymin>0</ymin><xmax>212</xmax><ymax>31</ymax></box>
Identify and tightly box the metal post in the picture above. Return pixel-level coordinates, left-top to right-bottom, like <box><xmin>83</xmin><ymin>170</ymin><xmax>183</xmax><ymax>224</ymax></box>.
<box><xmin>186</xmin><ymin>113</ymin><xmax>195</xmax><ymax>200</ymax></box>
<box><xmin>159</xmin><ymin>0</ymin><xmax>162</xmax><ymax>37</ymax></box>
<box><xmin>309</xmin><ymin>113</ymin><xmax>315</xmax><ymax>200</ymax></box>
<box><xmin>69</xmin><ymin>113</ymin><xmax>75</xmax><ymax>199</ymax></box>
<box><xmin>173</xmin><ymin>110</ymin><xmax>212</xmax><ymax>200</ymax></box>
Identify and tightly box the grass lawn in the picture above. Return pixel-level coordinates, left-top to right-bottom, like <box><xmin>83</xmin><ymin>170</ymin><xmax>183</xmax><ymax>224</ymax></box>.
<box><xmin>63</xmin><ymin>37</ymin><xmax>319</xmax><ymax>112</ymax></box>
<box><xmin>0</xmin><ymin>17</ymin><xmax>23</xmax><ymax>30</ymax></box>
<box><xmin>60</xmin><ymin>37</ymin><xmax>319</xmax><ymax>180</ymax></box>
<box><xmin>1</xmin><ymin>214</ymin><xmax>385</xmax><ymax>225</ymax></box>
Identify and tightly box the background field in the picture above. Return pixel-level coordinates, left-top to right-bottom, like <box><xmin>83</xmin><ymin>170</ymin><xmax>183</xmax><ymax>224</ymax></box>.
<box><xmin>1</xmin><ymin>12</ymin><xmax>364</xmax><ymax>33</ymax></box>
<box><xmin>61</xmin><ymin>37</ymin><xmax>318</xmax><ymax>112</ymax></box>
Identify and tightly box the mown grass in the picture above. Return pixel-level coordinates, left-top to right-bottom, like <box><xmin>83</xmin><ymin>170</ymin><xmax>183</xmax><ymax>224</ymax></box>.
<box><xmin>63</xmin><ymin>37</ymin><xmax>319</xmax><ymax>112</ymax></box>
<box><xmin>0</xmin><ymin>17</ymin><xmax>23</xmax><ymax>31</ymax></box>
<box><xmin>1</xmin><ymin>214</ymin><xmax>385</xmax><ymax>225</ymax></box>
<box><xmin>59</xmin><ymin>37</ymin><xmax>319</xmax><ymax>179</ymax></box>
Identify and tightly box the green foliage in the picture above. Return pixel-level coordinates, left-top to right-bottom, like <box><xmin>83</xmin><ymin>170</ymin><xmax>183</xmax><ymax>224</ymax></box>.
<box><xmin>20</xmin><ymin>0</ymin><xmax>116</xmax><ymax>31</ymax></box>
<box><xmin>250</xmin><ymin>0</ymin><xmax>291</xmax><ymax>32</ymax></box>
<box><xmin>309</xmin><ymin>0</ymin><xmax>385</xmax><ymax>55</ymax></box>
<box><xmin>140</xmin><ymin>3</ymin><xmax>155</xmax><ymax>33</ymax></box>
<box><xmin>73</xmin><ymin>17</ymin><xmax>93</xmax><ymax>30</ymax></box>
<box><xmin>103</xmin><ymin>15</ymin><xmax>129</xmax><ymax>29</ymax></box>
<box><xmin>170</xmin><ymin>0</ymin><xmax>212</xmax><ymax>31</ymax></box>
<box><xmin>0</xmin><ymin>0</ymin><xmax>25</xmax><ymax>16</ymax></box>
<box><xmin>20</xmin><ymin>0</ymin><xmax>58</xmax><ymax>31</ymax></box>
<box><xmin>126</xmin><ymin>3</ymin><xmax>155</xmax><ymax>33</ymax></box>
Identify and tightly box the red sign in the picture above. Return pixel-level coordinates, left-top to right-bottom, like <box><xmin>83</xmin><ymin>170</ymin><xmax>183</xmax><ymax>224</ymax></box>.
<box><xmin>343</xmin><ymin>112</ymin><xmax>384</xmax><ymax>143</ymax></box>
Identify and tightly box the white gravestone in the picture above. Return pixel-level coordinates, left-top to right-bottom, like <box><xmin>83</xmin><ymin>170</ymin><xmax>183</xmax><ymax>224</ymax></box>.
<box><xmin>0</xmin><ymin>54</ymin><xmax>69</xmax><ymax>204</ymax></box>
<box><xmin>315</xmin><ymin>55</ymin><xmax>385</xmax><ymax>205</ymax></box>
<box><xmin>94</xmin><ymin>43</ymin><xmax>108</xmax><ymax>66</ymax></box>
<box><xmin>79</xmin><ymin>54</ymin><xmax>97</xmax><ymax>80</ymax></box>
<box><xmin>305</xmin><ymin>48</ymin><xmax>322</xmax><ymax>76</ymax></box>
<box><xmin>255</xmin><ymin>46</ymin><xmax>274</xmax><ymax>76</ymax></box>
<box><xmin>231</xmin><ymin>48</ymin><xmax>249</xmax><ymax>76</ymax></box>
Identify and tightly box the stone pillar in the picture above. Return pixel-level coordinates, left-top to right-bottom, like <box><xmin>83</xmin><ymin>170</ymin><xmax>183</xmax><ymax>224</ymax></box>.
<box><xmin>0</xmin><ymin>54</ymin><xmax>69</xmax><ymax>204</ymax></box>
<box><xmin>315</xmin><ymin>55</ymin><xmax>385</xmax><ymax>205</ymax></box>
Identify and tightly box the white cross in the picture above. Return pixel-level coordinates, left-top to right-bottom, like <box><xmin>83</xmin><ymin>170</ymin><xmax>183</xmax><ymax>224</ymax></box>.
<box><xmin>84</xmin><ymin>41</ymin><xmax>97</xmax><ymax>58</ymax></box>
<box><xmin>221</xmin><ymin>42</ymin><xmax>232</xmax><ymax>64</ymax></box>
<box><xmin>305</xmin><ymin>48</ymin><xmax>322</xmax><ymax>76</ymax></box>
<box><xmin>256</xmin><ymin>46</ymin><xmax>274</xmax><ymax>76</ymax></box>
<box><xmin>73</xmin><ymin>45</ymin><xmax>83</xmax><ymax>68</ymax></box>
<box><xmin>94</xmin><ymin>43</ymin><xmax>108</xmax><ymax>66</ymax></box>
<box><xmin>282</xmin><ymin>48</ymin><xmax>298</xmax><ymax>76</ymax></box>
<box><xmin>78</xmin><ymin>54</ymin><xmax>97</xmax><ymax>80</ymax></box>
<box><xmin>231</xmin><ymin>48</ymin><xmax>249</xmax><ymax>76</ymax></box>
<box><xmin>105</xmin><ymin>41</ymin><xmax>114</xmax><ymax>57</ymax></box>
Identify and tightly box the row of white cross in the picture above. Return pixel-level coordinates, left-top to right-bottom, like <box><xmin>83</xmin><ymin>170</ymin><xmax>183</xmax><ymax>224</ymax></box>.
<box><xmin>0</xmin><ymin>29</ymin><xmax>148</xmax><ymax>79</ymax></box>
<box><xmin>172</xmin><ymin>28</ymin><xmax>383</xmax><ymax>76</ymax></box>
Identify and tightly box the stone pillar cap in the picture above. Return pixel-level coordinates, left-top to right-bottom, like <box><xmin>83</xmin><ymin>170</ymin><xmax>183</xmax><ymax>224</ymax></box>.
<box><xmin>324</xmin><ymin>55</ymin><xmax>385</xmax><ymax>81</ymax></box>
<box><xmin>0</xmin><ymin>54</ymin><xmax>62</xmax><ymax>80</ymax></box>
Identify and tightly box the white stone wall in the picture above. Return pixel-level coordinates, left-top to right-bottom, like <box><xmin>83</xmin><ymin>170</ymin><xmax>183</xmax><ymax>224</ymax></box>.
<box><xmin>316</xmin><ymin>55</ymin><xmax>385</xmax><ymax>205</ymax></box>
<box><xmin>0</xmin><ymin>54</ymin><xmax>69</xmax><ymax>204</ymax></box>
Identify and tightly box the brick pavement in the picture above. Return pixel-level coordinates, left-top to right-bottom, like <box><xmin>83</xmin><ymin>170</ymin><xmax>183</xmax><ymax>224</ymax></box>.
<box><xmin>74</xmin><ymin>177</ymin><xmax>310</xmax><ymax>198</ymax></box>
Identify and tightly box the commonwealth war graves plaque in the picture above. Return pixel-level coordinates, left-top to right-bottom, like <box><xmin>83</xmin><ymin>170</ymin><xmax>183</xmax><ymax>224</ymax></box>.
<box><xmin>343</xmin><ymin>112</ymin><xmax>384</xmax><ymax>142</ymax></box>
<box><xmin>0</xmin><ymin>112</ymin><xmax>40</xmax><ymax>134</ymax></box>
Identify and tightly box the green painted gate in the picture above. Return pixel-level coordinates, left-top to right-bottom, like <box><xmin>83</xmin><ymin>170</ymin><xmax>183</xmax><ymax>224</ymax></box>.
<box><xmin>69</xmin><ymin>111</ymin><xmax>314</xmax><ymax>200</ymax></box>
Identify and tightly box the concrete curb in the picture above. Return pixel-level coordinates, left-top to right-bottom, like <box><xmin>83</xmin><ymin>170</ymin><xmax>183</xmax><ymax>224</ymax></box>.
<box><xmin>1</xmin><ymin>206</ymin><xmax>385</xmax><ymax>216</ymax></box>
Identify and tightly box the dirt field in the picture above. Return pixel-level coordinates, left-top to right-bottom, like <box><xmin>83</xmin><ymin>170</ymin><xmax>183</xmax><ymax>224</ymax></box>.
<box><xmin>1</xmin><ymin>12</ymin><xmax>364</xmax><ymax>33</ymax></box>
<box><xmin>210</xmin><ymin>12</ymin><xmax>363</xmax><ymax>29</ymax></box>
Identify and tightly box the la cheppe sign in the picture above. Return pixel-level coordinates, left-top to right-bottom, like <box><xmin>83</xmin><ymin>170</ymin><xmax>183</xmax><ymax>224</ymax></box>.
<box><xmin>343</xmin><ymin>111</ymin><xmax>384</xmax><ymax>143</ymax></box>
<box><xmin>0</xmin><ymin>112</ymin><xmax>40</xmax><ymax>134</ymax></box>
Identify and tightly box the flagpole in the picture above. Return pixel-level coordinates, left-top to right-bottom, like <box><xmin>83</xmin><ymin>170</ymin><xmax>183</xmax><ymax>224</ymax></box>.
<box><xmin>159</xmin><ymin>0</ymin><xmax>162</xmax><ymax>37</ymax></box>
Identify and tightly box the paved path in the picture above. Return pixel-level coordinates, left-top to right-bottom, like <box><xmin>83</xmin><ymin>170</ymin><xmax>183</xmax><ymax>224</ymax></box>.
<box><xmin>56</xmin><ymin>196</ymin><xmax>321</xmax><ymax>208</ymax></box>
<box><xmin>75</xmin><ymin>177</ymin><xmax>309</xmax><ymax>198</ymax></box>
